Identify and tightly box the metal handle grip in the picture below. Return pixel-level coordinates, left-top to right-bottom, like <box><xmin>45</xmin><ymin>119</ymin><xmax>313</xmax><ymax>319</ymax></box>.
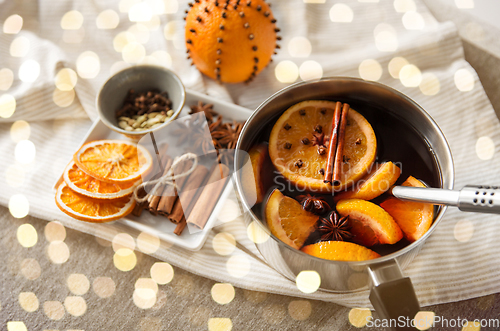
<box><xmin>458</xmin><ymin>185</ymin><xmax>500</xmax><ymax>214</ymax></box>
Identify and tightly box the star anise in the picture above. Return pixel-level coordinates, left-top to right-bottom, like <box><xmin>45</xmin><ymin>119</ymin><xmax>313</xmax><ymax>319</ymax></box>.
<box><xmin>319</xmin><ymin>211</ymin><xmax>352</xmax><ymax>241</ymax></box>
<box><xmin>312</xmin><ymin>133</ymin><xmax>325</xmax><ymax>146</ymax></box>
<box><xmin>212</xmin><ymin>121</ymin><xmax>244</xmax><ymax>149</ymax></box>
<box><xmin>296</xmin><ymin>194</ymin><xmax>331</xmax><ymax>215</ymax></box>
<box><xmin>189</xmin><ymin>101</ymin><xmax>218</xmax><ymax>123</ymax></box>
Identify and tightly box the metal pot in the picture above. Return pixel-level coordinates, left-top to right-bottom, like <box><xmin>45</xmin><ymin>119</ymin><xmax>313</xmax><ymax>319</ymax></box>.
<box><xmin>234</xmin><ymin>77</ymin><xmax>454</xmax><ymax>327</ymax></box>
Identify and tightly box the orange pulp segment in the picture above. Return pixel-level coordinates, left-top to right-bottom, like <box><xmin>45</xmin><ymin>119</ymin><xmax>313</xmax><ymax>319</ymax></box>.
<box><xmin>269</xmin><ymin>100</ymin><xmax>377</xmax><ymax>193</ymax></box>
<box><xmin>301</xmin><ymin>241</ymin><xmax>380</xmax><ymax>261</ymax></box>
<box><xmin>334</xmin><ymin>161</ymin><xmax>401</xmax><ymax>201</ymax></box>
<box><xmin>74</xmin><ymin>140</ymin><xmax>152</xmax><ymax>184</ymax></box>
<box><xmin>241</xmin><ymin>143</ymin><xmax>268</xmax><ymax>204</ymax></box>
<box><xmin>55</xmin><ymin>182</ymin><xmax>135</xmax><ymax>223</ymax></box>
<box><xmin>265</xmin><ymin>188</ymin><xmax>318</xmax><ymax>249</ymax></box>
<box><xmin>336</xmin><ymin>198</ymin><xmax>403</xmax><ymax>246</ymax></box>
<box><xmin>380</xmin><ymin>176</ymin><xmax>434</xmax><ymax>242</ymax></box>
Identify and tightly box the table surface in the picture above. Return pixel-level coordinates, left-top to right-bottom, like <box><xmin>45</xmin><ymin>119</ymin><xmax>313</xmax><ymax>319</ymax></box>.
<box><xmin>2</xmin><ymin>1</ymin><xmax>500</xmax><ymax>330</ymax></box>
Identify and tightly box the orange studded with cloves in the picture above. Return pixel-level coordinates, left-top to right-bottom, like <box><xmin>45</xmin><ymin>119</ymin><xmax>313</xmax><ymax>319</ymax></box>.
<box><xmin>185</xmin><ymin>0</ymin><xmax>280</xmax><ymax>83</ymax></box>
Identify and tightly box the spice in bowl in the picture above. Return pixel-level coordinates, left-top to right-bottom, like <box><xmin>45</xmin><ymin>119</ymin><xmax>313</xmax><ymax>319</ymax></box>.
<box><xmin>116</xmin><ymin>89</ymin><xmax>175</xmax><ymax>132</ymax></box>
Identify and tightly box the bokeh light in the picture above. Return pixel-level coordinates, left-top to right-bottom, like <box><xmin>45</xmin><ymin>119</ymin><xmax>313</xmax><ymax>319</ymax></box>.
<box><xmin>0</xmin><ymin>94</ymin><xmax>16</xmax><ymax>118</ymax></box>
<box><xmin>52</xmin><ymin>88</ymin><xmax>75</xmax><ymax>107</ymax></box>
<box><xmin>402</xmin><ymin>11</ymin><xmax>425</xmax><ymax>30</ymax></box>
<box><xmin>288</xmin><ymin>300</ymin><xmax>312</xmax><ymax>320</ymax></box>
<box><xmin>61</xmin><ymin>10</ymin><xmax>84</xmax><ymax>30</ymax></box>
<box><xmin>134</xmin><ymin>278</ymin><xmax>157</xmax><ymax>309</ymax></box>
<box><xmin>208</xmin><ymin>318</ymin><xmax>233</xmax><ymax>331</ymax></box>
<box><xmin>213</xmin><ymin>232</ymin><xmax>236</xmax><ymax>255</ymax></box>
<box><xmin>226</xmin><ymin>254</ymin><xmax>251</xmax><ymax>278</ymax></box>
<box><xmin>43</xmin><ymin>301</ymin><xmax>65</xmax><ymax>320</ymax></box>
<box><xmin>15</xmin><ymin>140</ymin><xmax>36</xmax><ymax>164</ymax></box>
<box><xmin>44</xmin><ymin>221</ymin><xmax>66</xmax><ymax>242</ymax></box>
<box><xmin>296</xmin><ymin>270</ymin><xmax>321</xmax><ymax>293</ymax></box>
<box><xmin>329</xmin><ymin>4</ymin><xmax>354</xmax><ymax>22</ymax></box>
<box><xmin>67</xmin><ymin>273</ymin><xmax>90</xmax><ymax>295</ymax></box>
<box><xmin>55</xmin><ymin>68</ymin><xmax>78</xmax><ymax>91</ymax></box>
<box><xmin>20</xmin><ymin>258</ymin><xmax>41</xmax><ymax>280</ymax></box>
<box><xmin>128</xmin><ymin>23</ymin><xmax>150</xmax><ymax>44</ymax></box>
<box><xmin>17</xmin><ymin>223</ymin><xmax>37</xmax><ymax>247</ymax></box>
<box><xmin>414</xmin><ymin>311</ymin><xmax>435</xmax><ymax>330</ymax></box>
<box><xmin>211</xmin><ymin>283</ymin><xmax>235</xmax><ymax>305</ymax></box>
<box><xmin>299</xmin><ymin>61</ymin><xmax>323</xmax><ymax>81</ymax></box>
<box><xmin>113</xmin><ymin>232</ymin><xmax>136</xmax><ymax>251</ymax></box>
<box><xmin>6</xmin><ymin>322</ymin><xmax>27</xmax><ymax>331</ymax></box>
<box><xmin>374</xmin><ymin>24</ymin><xmax>398</xmax><ymax>52</ymax></box>
<box><xmin>388</xmin><ymin>57</ymin><xmax>409</xmax><ymax>79</ymax></box>
<box><xmin>137</xmin><ymin>231</ymin><xmax>160</xmax><ymax>254</ymax></box>
<box><xmin>19</xmin><ymin>292</ymin><xmax>39</xmax><ymax>312</ymax></box>
<box><xmin>246</xmin><ymin>221</ymin><xmax>269</xmax><ymax>244</ymax></box>
<box><xmin>93</xmin><ymin>277</ymin><xmax>116</xmax><ymax>298</ymax></box>
<box><xmin>399</xmin><ymin>64</ymin><xmax>422</xmax><ymax>87</ymax></box>
<box><xmin>3</xmin><ymin>15</ymin><xmax>23</xmax><ymax>34</ymax></box>
<box><xmin>419</xmin><ymin>73</ymin><xmax>440</xmax><ymax>95</ymax></box>
<box><xmin>288</xmin><ymin>37</ymin><xmax>312</xmax><ymax>58</ymax></box>
<box><xmin>358</xmin><ymin>59</ymin><xmax>382</xmax><ymax>81</ymax></box>
<box><xmin>0</xmin><ymin>68</ymin><xmax>14</xmax><ymax>90</ymax></box>
<box><xmin>76</xmin><ymin>51</ymin><xmax>101</xmax><ymax>79</ymax></box>
<box><xmin>454</xmin><ymin>219</ymin><xmax>474</xmax><ymax>242</ymax></box>
<box><xmin>393</xmin><ymin>0</ymin><xmax>416</xmax><ymax>12</ymax></box>
<box><xmin>163</xmin><ymin>21</ymin><xmax>180</xmax><ymax>41</ymax></box>
<box><xmin>48</xmin><ymin>241</ymin><xmax>70</xmax><ymax>264</ymax></box>
<box><xmin>64</xmin><ymin>296</ymin><xmax>87</xmax><ymax>316</ymax></box>
<box><xmin>10</xmin><ymin>120</ymin><xmax>30</xmax><ymax>142</ymax></box>
<box><xmin>19</xmin><ymin>60</ymin><xmax>40</xmax><ymax>83</ymax></box>
<box><xmin>476</xmin><ymin>136</ymin><xmax>495</xmax><ymax>160</ymax></box>
<box><xmin>113</xmin><ymin>248</ymin><xmax>137</xmax><ymax>271</ymax></box>
<box><xmin>122</xmin><ymin>42</ymin><xmax>146</xmax><ymax>63</ymax></box>
<box><xmin>129</xmin><ymin>2</ymin><xmax>153</xmax><ymax>22</ymax></box>
<box><xmin>10</xmin><ymin>195</ymin><xmax>30</xmax><ymax>219</ymax></box>
<box><xmin>96</xmin><ymin>9</ymin><xmax>120</xmax><ymax>29</ymax></box>
<box><xmin>275</xmin><ymin>60</ymin><xmax>299</xmax><ymax>83</ymax></box>
<box><xmin>10</xmin><ymin>36</ymin><xmax>30</xmax><ymax>57</ymax></box>
<box><xmin>151</xmin><ymin>262</ymin><xmax>174</xmax><ymax>285</ymax></box>
<box><xmin>150</xmin><ymin>50</ymin><xmax>172</xmax><ymax>67</ymax></box>
<box><xmin>163</xmin><ymin>0</ymin><xmax>179</xmax><ymax>13</ymax></box>
<box><xmin>454</xmin><ymin>68</ymin><xmax>475</xmax><ymax>92</ymax></box>
<box><xmin>349</xmin><ymin>308</ymin><xmax>372</xmax><ymax>327</ymax></box>
<box><xmin>462</xmin><ymin>321</ymin><xmax>481</xmax><ymax>331</ymax></box>
<box><xmin>113</xmin><ymin>31</ymin><xmax>136</xmax><ymax>52</ymax></box>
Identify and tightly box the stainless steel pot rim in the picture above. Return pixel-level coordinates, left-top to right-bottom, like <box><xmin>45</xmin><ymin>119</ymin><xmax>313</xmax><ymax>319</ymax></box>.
<box><xmin>234</xmin><ymin>76</ymin><xmax>455</xmax><ymax>267</ymax></box>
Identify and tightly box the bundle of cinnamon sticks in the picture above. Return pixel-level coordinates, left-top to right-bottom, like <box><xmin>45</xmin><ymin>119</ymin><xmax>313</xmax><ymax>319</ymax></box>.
<box><xmin>133</xmin><ymin>157</ymin><xmax>230</xmax><ymax>236</ymax></box>
<box><xmin>324</xmin><ymin>102</ymin><xmax>350</xmax><ymax>186</ymax></box>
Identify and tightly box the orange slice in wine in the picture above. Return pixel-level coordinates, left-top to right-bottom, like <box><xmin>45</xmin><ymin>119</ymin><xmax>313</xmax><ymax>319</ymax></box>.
<box><xmin>301</xmin><ymin>241</ymin><xmax>380</xmax><ymax>261</ymax></box>
<box><xmin>268</xmin><ymin>100</ymin><xmax>377</xmax><ymax>193</ymax></box>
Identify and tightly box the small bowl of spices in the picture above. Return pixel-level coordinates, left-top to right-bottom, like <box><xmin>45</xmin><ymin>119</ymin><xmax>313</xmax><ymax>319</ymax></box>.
<box><xmin>97</xmin><ymin>65</ymin><xmax>185</xmax><ymax>139</ymax></box>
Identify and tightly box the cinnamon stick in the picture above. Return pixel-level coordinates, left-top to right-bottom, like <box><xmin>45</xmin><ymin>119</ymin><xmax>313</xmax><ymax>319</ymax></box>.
<box><xmin>157</xmin><ymin>159</ymin><xmax>193</xmax><ymax>216</ymax></box>
<box><xmin>169</xmin><ymin>164</ymin><xmax>210</xmax><ymax>223</ymax></box>
<box><xmin>131</xmin><ymin>187</ymin><xmax>147</xmax><ymax>217</ymax></box>
<box><xmin>333</xmin><ymin>103</ymin><xmax>350</xmax><ymax>185</ymax></box>
<box><xmin>148</xmin><ymin>156</ymin><xmax>173</xmax><ymax>214</ymax></box>
<box><xmin>324</xmin><ymin>101</ymin><xmax>343</xmax><ymax>184</ymax></box>
<box><xmin>187</xmin><ymin>163</ymin><xmax>230</xmax><ymax>230</ymax></box>
<box><xmin>173</xmin><ymin>217</ymin><xmax>187</xmax><ymax>236</ymax></box>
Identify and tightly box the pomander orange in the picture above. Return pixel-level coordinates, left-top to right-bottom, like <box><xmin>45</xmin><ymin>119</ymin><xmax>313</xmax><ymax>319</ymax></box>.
<box><xmin>185</xmin><ymin>0</ymin><xmax>279</xmax><ymax>83</ymax></box>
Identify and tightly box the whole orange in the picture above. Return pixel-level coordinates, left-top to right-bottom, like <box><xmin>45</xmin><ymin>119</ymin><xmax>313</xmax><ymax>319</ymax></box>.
<box><xmin>185</xmin><ymin>0</ymin><xmax>279</xmax><ymax>83</ymax></box>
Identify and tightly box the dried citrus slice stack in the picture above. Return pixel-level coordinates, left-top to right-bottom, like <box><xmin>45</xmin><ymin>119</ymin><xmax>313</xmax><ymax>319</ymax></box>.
<box><xmin>269</xmin><ymin>100</ymin><xmax>377</xmax><ymax>193</ymax></box>
<box><xmin>56</xmin><ymin>182</ymin><xmax>136</xmax><ymax>222</ymax></box>
<box><xmin>64</xmin><ymin>161</ymin><xmax>138</xmax><ymax>199</ymax></box>
<box><xmin>301</xmin><ymin>241</ymin><xmax>380</xmax><ymax>261</ymax></box>
<box><xmin>74</xmin><ymin>140</ymin><xmax>152</xmax><ymax>184</ymax></box>
<box><xmin>265</xmin><ymin>188</ymin><xmax>318</xmax><ymax>249</ymax></box>
<box><xmin>380</xmin><ymin>176</ymin><xmax>434</xmax><ymax>242</ymax></box>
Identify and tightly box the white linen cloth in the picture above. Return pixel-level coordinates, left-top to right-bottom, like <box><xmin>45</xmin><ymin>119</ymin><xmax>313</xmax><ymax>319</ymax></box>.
<box><xmin>1</xmin><ymin>0</ymin><xmax>500</xmax><ymax>308</ymax></box>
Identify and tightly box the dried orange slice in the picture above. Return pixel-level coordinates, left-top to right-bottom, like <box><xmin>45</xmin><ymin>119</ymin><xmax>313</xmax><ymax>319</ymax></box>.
<box><xmin>55</xmin><ymin>182</ymin><xmax>135</xmax><ymax>222</ymax></box>
<box><xmin>241</xmin><ymin>143</ymin><xmax>268</xmax><ymax>205</ymax></box>
<box><xmin>74</xmin><ymin>140</ymin><xmax>152</xmax><ymax>184</ymax></box>
<box><xmin>380</xmin><ymin>176</ymin><xmax>434</xmax><ymax>242</ymax></box>
<box><xmin>63</xmin><ymin>161</ymin><xmax>138</xmax><ymax>199</ymax></box>
<box><xmin>265</xmin><ymin>188</ymin><xmax>318</xmax><ymax>249</ymax></box>
<box><xmin>334</xmin><ymin>162</ymin><xmax>401</xmax><ymax>201</ymax></box>
<box><xmin>301</xmin><ymin>241</ymin><xmax>380</xmax><ymax>261</ymax></box>
<box><xmin>269</xmin><ymin>100</ymin><xmax>377</xmax><ymax>193</ymax></box>
<box><xmin>336</xmin><ymin>199</ymin><xmax>403</xmax><ymax>246</ymax></box>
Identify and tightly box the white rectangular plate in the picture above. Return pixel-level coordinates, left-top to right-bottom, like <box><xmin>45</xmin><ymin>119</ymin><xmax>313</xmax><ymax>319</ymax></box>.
<box><xmin>54</xmin><ymin>89</ymin><xmax>253</xmax><ymax>251</ymax></box>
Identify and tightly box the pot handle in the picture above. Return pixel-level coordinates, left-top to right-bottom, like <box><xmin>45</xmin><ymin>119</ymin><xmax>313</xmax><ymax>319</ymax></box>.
<box><xmin>368</xmin><ymin>260</ymin><xmax>420</xmax><ymax>330</ymax></box>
